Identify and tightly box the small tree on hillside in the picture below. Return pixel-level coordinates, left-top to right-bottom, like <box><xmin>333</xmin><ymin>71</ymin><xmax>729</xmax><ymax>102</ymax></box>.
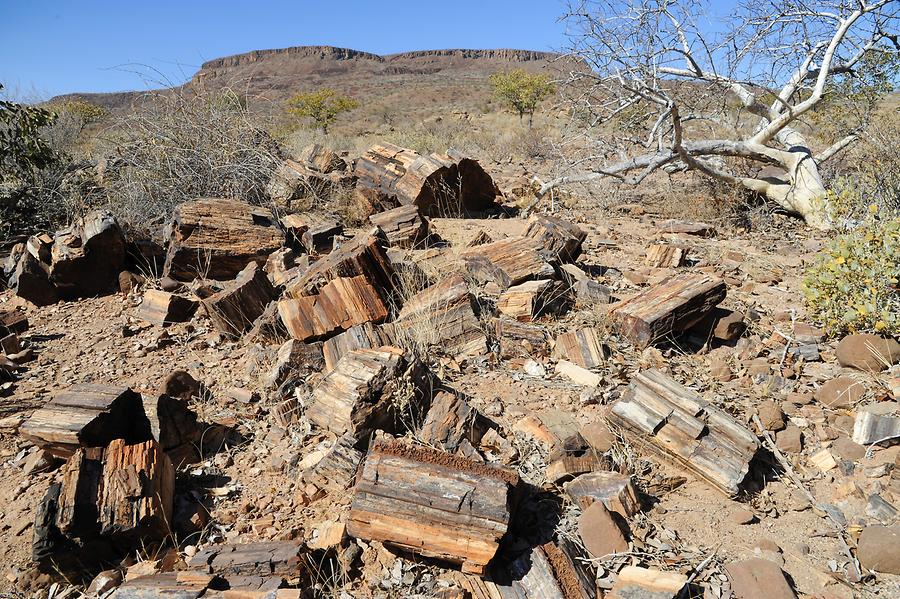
<box><xmin>490</xmin><ymin>69</ymin><xmax>556</xmax><ymax>126</ymax></box>
<box><xmin>285</xmin><ymin>88</ymin><xmax>359</xmax><ymax>134</ymax></box>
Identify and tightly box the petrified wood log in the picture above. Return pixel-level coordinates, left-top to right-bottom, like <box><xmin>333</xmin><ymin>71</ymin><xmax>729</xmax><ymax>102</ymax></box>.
<box><xmin>458</xmin><ymin>236</ymin><xmax>555</xmax><ymax>288</ymax></box>
<box><xmin>20</xmin><ymin>385</ymin><xmax>150</xmax><ymax>458</ymax></box>
<box><xmin>33</xmin><ymin>439</ymin><xmax>174</xmax><ymax>571</ymax></box>
<box><xmin>394</xmin><ymin>273</ymin><xmax>488</xmax><ymax>358</ymax></box>
<box><xmin>283</xmin><ymin>227</ymin><xmax>394</xmax><ymax>301</ymax></box>
<box><xmin>49</xmin><ymin>210</ymin><xmax>127</xmax><ymax>299</ymax></box>
<box><xmin>300</xmin><ymin>433</ymin><xmax>363</xmax><ymax>494</ymax></box>
<box><xmin>0</xmin><ymin>309</ymin><xmax>29</xmax><ymax>336</ymax></box>
<box><xmin>369</xmin><ymin>204</ymin><xmax>428</xmax><ymax>248</ymax></box>
<box><xmin>644</xmin><ymin>243</ymin><xmax>686</xmax><ymax>268</ymax></box>
<box><xmin>347</xmin><ymin>438</ymin><xmax>518</xmax><ymax>574</ymax></box>
<box><xmin>202</xmin><ymin>262</ymin><xmax>277</xmax><ymax>338</ymax></box>
<box><xmin>354</xmin><ymin>143</ymin><xmax>499</xmax><ymax>217</ymax></box>
<box><xmin>564</xmin><ymin>472</ymin><xmax>641</xmax><ymax>517</ymax></box>
<box><xmin>306</xmin><ymin>347</ymin><xmax>430</xmax><ymax>437</ymax></box>
<box><xmin>523</xmin><ymin>214</ymin><xmax>586</xmax><ymax>264</ymax></box>
<box><xmin>322</xmin><ymin>322</ymin><xmax>391</xmax><ymax>373</ymax></box>
<box><xmin>608</xmin><ymin>369</ymin><xmax>759</xmax><ymax>496</ymax></box>
<box><xmin>278</xmin><ymin>275</ymin><xmax>389</xmax><ymax>342</ymax></box>
<box><xmin>497</xmin><ymin>279</ymin><xmax>567</xmax><ymax>322</ymax></box>
<box><xmin>187</xmin><ymin>540</ymin><xmax>305</xmax><ymax>577</ymax></box>
<box><xmin>609</xmin><ymin>273</ymin><xmax>726</xmax><ymax>348</ymax></box>
<box><xmin>136</xmin><ymin>289</ymin><xmax>199</xmax><ymax>326</ymax></box>
<box><xmin>11</xmin><ymin>250</ymin><xmax>59</xmax><ymax>307</ymax></box>
<box><xmin>281</xmin><ymin>212</ymin><xmax>343</xmax><ymax>254</ymax></box>
<box><xmin>419</xmin><ymin>390</ymin><xmax>493</xmax><ymax>452</ymax></box>
<box><xmin>553</xmin><ymin>328</ymin><xmax>608</xmax><ymax>369</ymax></box>
<box><xmin>163</xmin><ymin>198</ymin><xmax>284</xmax><ymax>282</ymax></box>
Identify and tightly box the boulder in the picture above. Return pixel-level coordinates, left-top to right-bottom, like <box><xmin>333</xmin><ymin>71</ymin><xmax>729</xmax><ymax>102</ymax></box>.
<box><xmin>724</xmin><ymin>558</ymin><xmax>797</xmax><ymax>599</ymax></box>
<box><xmin>857</xmin><ymin>525</ymin><xmax>900</xmax><ymax>574</ymax></box>
<box><xmin>836</xmin><ymin>334</ymin><xmax>900</xmax><ymax>372</ymax></box>
<box><xmin>815</xmin><ymin>376</ymin><xmax>866</xmax><ymax>409</ymax></box>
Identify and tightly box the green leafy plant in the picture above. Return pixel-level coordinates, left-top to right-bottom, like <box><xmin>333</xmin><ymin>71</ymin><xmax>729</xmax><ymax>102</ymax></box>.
<box><xmin>1</xmin><ymin>84</ymin><xmax>58</xmax><ymax>181</ymax></box>
<box><xmin>489</xmin><ymin>69</ymin><xmax>555</xmax><ymax>126</ymax></box>
<box><xmin>802</xmin><ymin>207</ymin><xmax>900</xmax><ymax>336</ymax></box>
<box><xmin>285</xmin><ymin>88</ymin><xmax>358</xmax><ymax>134</ymax></box>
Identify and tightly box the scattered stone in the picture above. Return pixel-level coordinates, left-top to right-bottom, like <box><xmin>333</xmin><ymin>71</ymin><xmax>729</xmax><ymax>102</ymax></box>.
<box><xmin>857</xmin><ymin>525</ymin><xmax>900</xmax><ymax>574</ymax></box>
<box><xmin>836</xmin><ymin>334</ymin><xmax>900</xmax><ymax>371</ymax></box>
<box><xmin>724</xmin><ymin>558</ymin><xmax>797</xmax><ymax>599</ymax></box>
<box><xmin>578</xmin><ymin>501</ymin><xmax>628</xmax><ymax>559</ymax></box>
<box><xmin>815</xmin><ymin>376</ymin><xmax>866</xmax><ymax>409</ymax></box>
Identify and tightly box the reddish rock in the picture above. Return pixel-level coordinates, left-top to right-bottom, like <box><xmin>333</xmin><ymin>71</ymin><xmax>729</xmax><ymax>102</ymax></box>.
<box><xmin>724</xmin><ymin>558</ymin><xmax>797</xmax><ymax>599</ymax></box>
<box><xmin>857</xmin><ymin>526</ymin><xmax>900</xmax><ymax>574</ymax></box>
<box><xmin>757</xmin><ymin>400</ymin><xmax>786</xmax><ymax>432</ymax></box>
<box><xmin>815</xmin><ymin>376</ymin><xmax>866</xmax><ymax>409</ymax></box>
<box><xmin>578</xmin><ymin>501</ymin><xmax>629</xmax><ymax>559</ymax></box>
<box><xmin>775</xmin><ymin>426</ymin><xmax>803</xmax><ymax>454</ymax></box>
<box><xmin>836</xmin><ymin>334</ymin><xmax>900</xmax><ymax>372</ymax></box>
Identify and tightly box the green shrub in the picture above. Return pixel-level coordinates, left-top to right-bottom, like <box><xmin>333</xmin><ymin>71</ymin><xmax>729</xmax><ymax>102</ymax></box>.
<box><xmin>802</xmin><ymin>207</ymin><xmax>900</xmax><ymax>336</ymax></box>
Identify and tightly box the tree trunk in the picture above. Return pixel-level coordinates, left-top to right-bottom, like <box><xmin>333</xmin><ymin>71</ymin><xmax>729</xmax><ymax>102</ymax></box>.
<box><xmin>741</xmin><ymin>131</ymin><xmax>830</xmax><ymax>229</ymax></box>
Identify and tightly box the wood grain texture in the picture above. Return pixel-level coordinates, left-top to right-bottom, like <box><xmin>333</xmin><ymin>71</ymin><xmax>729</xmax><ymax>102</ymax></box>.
<box><xmin>523</xmin><ymin>214</ymin><xmax>586</xmax><ymax>264</ymax></box>
<box><xmin>497</xmin><ymin>279</ymin><xmax>566</xmax><ymax>322</ymax></box>
<box><xmin>136</xmin><ymin>290</ymin><xmax>199</xmax><ymax>327</ymax></box>
<box><xmin>347</xmin><ymin>438</ymin><xmax>518</xmax><ymax>574</ymax></box>
<box><xmin>608</xmin><ymin>369</ymin><xmax>759</xmax><ymax>496</ymax></box>
<box><xmin>395</xmin><ymin>273</ymin><xmax>488</xmax><ymax>357</ymax></box>
<box><xmin>163</xmin><ymin>198</ymin><xmax>284</xmax><ymax>281</ymax></box>
<box><xmin>552</xmin><ymin>329</ymin><xmax>608</xmax><ymax>369</ymax></box>
<box><xmin>306</xmin><ymin>347</ymin><xmax>429</xmax><ymax>437</ymax></box>
<box><xmin>21</xmin><ymin>384</ymin><xmax>148</xmax><ymax>458</ymax></box>
<box><xmin>459</xmin><ymin>236</ymin><xmax>555</xmax><ymax>288</ymax></box>
<box><xmin>609</xmin><ymin>273</ymin><xmax>726</xmax><ymax>348</ymax></box>
<box><xmin>279</xmin><ymin>275</ymin><xmax>389</xmax><ymax>341</ymax></box>
<box><xmin>203</xmin><ymin>263</ymin><xmax>277</xmax><ymax>338</ymax></box>
<box><xmin>283</xmin><ymin>227</ymin><xmax>394</xmax><ymax>301</ymax></box>
<box><xmin>354</xmin><ymin>143</ymin><xmax>499</xmax><ymax>217</ymax></box>
<box><xmin>369</xmin><ymin>204</ymin><xmax>428</xmax><ymax>248</ymax></box>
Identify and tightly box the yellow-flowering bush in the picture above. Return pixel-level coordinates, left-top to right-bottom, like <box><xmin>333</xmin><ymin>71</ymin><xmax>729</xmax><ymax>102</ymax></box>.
<box><xmin>802</xmin><ymin>206</ymin><xmax>900</xmax><ymax>336</ymax></box>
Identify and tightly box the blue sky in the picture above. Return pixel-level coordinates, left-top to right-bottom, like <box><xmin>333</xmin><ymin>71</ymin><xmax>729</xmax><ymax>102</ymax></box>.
<box><xmin>1</xmin><ymin>0</ymin><xmax>570</xmax><ymax>100</ymax></box>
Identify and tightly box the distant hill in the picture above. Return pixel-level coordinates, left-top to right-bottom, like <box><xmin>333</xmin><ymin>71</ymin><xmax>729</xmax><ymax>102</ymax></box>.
<box><xmin>50</xmin><ymin>46</ymin><xmax>563</xmax><ymax>118</ymax></box>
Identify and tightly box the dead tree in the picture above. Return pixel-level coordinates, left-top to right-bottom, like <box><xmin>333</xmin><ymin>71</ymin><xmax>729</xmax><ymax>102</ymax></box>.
<box><xmin>541</xmin><ymin>0</ymin><xmax>899</xmax><ymax>229</ymax></box>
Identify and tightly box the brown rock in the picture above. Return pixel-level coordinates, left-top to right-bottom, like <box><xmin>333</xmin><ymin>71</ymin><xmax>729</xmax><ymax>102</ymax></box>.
<box><xmin>831</xmin><ymin>436</ymin><xmax>865</xmax><ymax>461</ymax></box>
<box><xmin>757</xmin><ymin>400</ymin><xmax>786</xmax><ymax>432</ymax></box>
<box><xmin>815</xmin><ymin>376</ymin><xmax>866</xmax><ymax>409</ymax></box>
<box><xmin>775</xmin><ymin>426</ymin><xmax>803</xmax><ymax>454</ymax></box>
<box><xmin>724</xmin><ymin>558</ymin><xmax>797</xmax><ymax>599</ymax></box>
<box><xmin>577</xmin><ymin>501</ymin><xmax>628</xmax><ymax>559</ymax></box>
<box><xmin>159</xmin><ymin>371</ymin><xmax>201</xmax><ymax>402</ymax></box>
<box><xmin>730</xmin><ymin>509</ymin><xmax>756</xmax><ymax>525</ymax></box>
<box><xmin>836</xmin><ymin>334</ymin><xmax>900</xmax><ymax>372</ymax></box>
<box><xmin>857</xmin><ymin>526</ymin><xmax>900</xmax><ymax>574</ymax></box>
<box><xmin>580</xmin><ymin>421</ymin><xmax>615</xmax><ymax>453</ymax></box>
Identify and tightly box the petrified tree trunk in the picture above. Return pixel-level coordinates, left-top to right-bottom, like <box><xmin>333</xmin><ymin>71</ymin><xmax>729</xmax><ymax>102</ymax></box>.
<box><xmin>163</xmin><ymin>198</ymin><xmax>284</xmax><ymax>282</ymax></box>
<box><xmin>202</xmin><ymin>262</ymin><xmax>277</xmax><ymax>338</ymax></box>
<box><xmin>278</xmin><ymin>275</ymin><xmax>389</xmax><ymax>341</ymax></box>
<box><xmin>610</xmin><ymin>273</ymin><xmax>726</xmax><ymax>348</ymax></box>
<box><xmin>20</xmin><ymin>385</ymin><xmax>149</xmax><ymax>458</ymax></box>
<box><xmin>459</xmin><ymin>236</ymin><xmax>555</xmax><ymax>288</ymax></box>
<box><xmin>354</xmin><ymin>143</ymin><xmax>500</xmax><ymax>217</ymax></box>
<box><xmin>136</xmin><ymin>290</ymin><xmax>199</xmax><ymax>326</ymax></box>
<box><xmin>608</xmin><ymin>369</ymin><xmax>759</xmax><ymax>496</ymax></box>
<box><xmin>347</xmin><ymin>438</ymin><xmax>518</xmax><ymax>574</ymax></box>
<box><xmin>50</xmin><ymin>210</ymin><xmax>127</xmax><ymax>299</ymax></box>
<box><xmin>394</xmin><ymin>273</ymin><xmax>488</xmax><ymax>358</ymax></box>
<box><xmin>306</xmin><ymin>347</ymin><xmax>430</xmax><ymax>437</ymax></box>
<box><xmin>284</xmin><ymin>227</ymin><xmax>395</xmax><ymax>301</ymax></box>
<box><xmin>369</xmin><ymin>204</ymin><xmax>428</xmax><ymax>248</ymax></box>
<box><xmin>33</xmin><ymin>439</ymin><xmax>174</xmax><ymax>572</ymax></box>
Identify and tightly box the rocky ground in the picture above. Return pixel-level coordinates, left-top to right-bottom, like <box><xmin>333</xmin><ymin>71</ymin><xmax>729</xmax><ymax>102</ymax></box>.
<box><xmin>1</xmin><ymin>187</ymin><xmax>899</xmax><ymax>599</ymax></box>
